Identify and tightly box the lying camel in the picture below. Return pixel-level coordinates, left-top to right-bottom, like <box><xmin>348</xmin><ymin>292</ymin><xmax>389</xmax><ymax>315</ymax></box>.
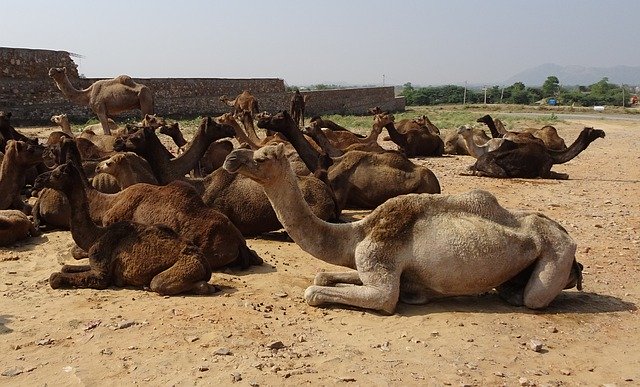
<box><xmin>384</xmin><ymin>115</ymin><xmax>444</xmax><ymax>157</ymax></box>
<box><xmin>56</xmin><ymin>138</ymin><xmax>262</xmax><ymax>269</ymax></box>
<box><xmin>469</xmin><ymin>127</ymin><xmax>605</xmax><ymax>179</ymax></box>
<box><xmin>223</xmin><ymin>144</ymin><xmax>584</xmax><ymax>314</ymax></box>
<box><xmin>35</xmin><ymin>163</ymin><xmax>213</xmax><ymax>295</ymax></box>
<box><xmin>477</xmin><ymin>114</ymin><xmax>567</xmax><ymax>150</ymax></box>
<box><xmin>442</xmin><ymin>126</ymin><xmax>491</xmax><ymax>155</ymax></box>
<box><xmin>457</xmin><ymin>126</ymin><xmax>505</xmax><ymax>159</ymax></box>
<box><xmin>0</xmin><ymin>210</ymin><xmax>39</xmax><ymax>246</ymax></box>
<box><xmin>309</xmin><ymin>116</ymin><xmax>365</xmax><ymax>138</ymax></box>
<box><xmin>48</xmin><ymin>67</ymin><xmax>154</xmax><ymax>135</ymax></box>
<box><xmin>114</xmin><ymin>117</ymin><xmax>234</xmax><ymax>186</ymax></box>
<box><xmin>95</xmin><ymin>152</ymin><xmax>158</xmax><ymax>188</ymax></box>
<box><xmin>0</xmin><ymin>140</ymin><xmax>45</xmax><ymax>212</ymax></box>
<box><xmin>1</xmin><ymin>111</ymin><xmax>39</xmax><ymax>149</ymax></box>
<box><xmin>304</xmin><ymin>113</ymin><xmax>391</xmax><ymax>154</ymax></box>
<box><xmin>260</xmin><ymin>111</ymin><xmax>441</xmax><ymax>210</ymax></box>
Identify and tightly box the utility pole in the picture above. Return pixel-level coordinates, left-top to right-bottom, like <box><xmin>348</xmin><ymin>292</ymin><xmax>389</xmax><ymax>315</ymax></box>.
<box><xmin>483</xmin><ymin>86</ymin><xmax>488</xmax><ymax>104</ymax></box>
<box><xmin>382</xmin><ymin>74</ymin><xmax>385</xmax><ymax>86</ymax></box>
<box><xmin>500</xmin><ymin>87</ymin><xmax>505</xmax><ymax>104</ymax></box>
<box><xmin>622</xmin><ymin>84</ymin><xmax>625</xmax><ymax>107</ymax></box>
<box><xmin>463</xmin><ymin>81</ymin><xmax>467</xmax><ymax>105</ymax></box>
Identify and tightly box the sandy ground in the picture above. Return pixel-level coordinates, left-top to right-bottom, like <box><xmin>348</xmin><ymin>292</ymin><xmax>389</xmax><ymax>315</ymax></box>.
<box><xmin>1</xmin><ymin>115</ymin><xmax>639</xmax><ymax>386</ymax></box>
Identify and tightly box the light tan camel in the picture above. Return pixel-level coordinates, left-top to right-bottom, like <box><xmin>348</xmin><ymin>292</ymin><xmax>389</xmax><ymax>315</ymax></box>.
<box><xmin>219</xmin><ymin>91</ymin><xmax>259</xmax><ymax>117</ymax></box>
<box><xmin>51</xmin><ymin>113</ymin><xmax>118</xmax><ymax>151</ymax></box>
<box><xmin>457</xmin><ymin>126</ymin><xmax>505</xmax><ymax>159</ymax></box>
<box><xmin>0</xmin><ymin>210</ymin><xmax>39</xmax><ymax>246</ymax></box>
<box><xmin>223</xmin><ymin>144</ymin><xmax>584</xmax><ymax>314</ymax></box>
<box><xmin>95</xmin><ymin>152</ymin><xmax>158</xmax><ymax>188</ymax></box>
<box><xmin>442</xmin><ymin>127</ymin><xmax>491</xmax><ymax>155</ymax></box>
<box><xmin>48</xmin><ymin>67</ymin><xmax>154</xmax><ymax>135</ymax></box>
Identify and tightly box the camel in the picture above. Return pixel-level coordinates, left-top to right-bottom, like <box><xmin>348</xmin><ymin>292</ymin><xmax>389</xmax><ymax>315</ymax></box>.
<box><xmin>311</xmin><ymin>113</ymin><xmax>391</xmax><ymax>153</ymax></box>
<box><xmin>48</xmin><ymin>67</ymin><xmax>154</xmax><ymax>135</ymax></box>
<box><xmin>219</xmin><ymin>91</ymin><xmax>259</xmax><ymax>117</ymax></box>
<box><xmin>114</xmin><ymin>117</ymin><xmax>235</xmax><ymax>186</ymax></box>
<box><xmin>34</xmin><ymin>163</ymin><xmax>214</xmax><ymax>295</ymax></box>
<box><xmin>442</xmin><ymin>126</ymin><xmax>491</xmax><ymax>155</ymax></box>
<box><xmin>477</xmin><ymin>115</ymin><xmax>567</xmax><ymax>151</ymax></box>
<box><xmin>290</xmin><ymin>90</ymin><xmax>309</xmax><ymax>127</ymax></box>
<box><xmin>384</xmin><ymin>115</ymin><xmax>444</xmax><ymax>157</ymax></box>
<box><xmin>304</xmin><ymin>113</ymin><xmax>391</xmax><ymax>154</ymax></box>
<box><xmin>159</xmin><ymin>122</ymin><xmax>188</xmax><ymax>152</ymax></box>
<box><xmin>256</xmin><ymin>111</ymin><xmax>441</xmax><ymax>210</ymax></box>
<box><xmin>0</xmin><ymin>210</ymin><xmax>39</xmax><ymax>246</ymax></box>
<box><xmin>223</xmin><ymin>143</ymin><xmax>584</xmax><ymax>313</ymax></box>
<box><xmin>469</xmin><ymin>127</ymin><xmax>606</xmax><ymax>179</ymax></box>
<box><xmin>95</xmin><ymin>152</ymin><xmax>158</xmax><ymax>188</ymax></box>
<box><xmin>48</xmin><ymin>138</ymin><xmax>262</xmax><ymax>269</ymax></box>
<box><xmin>1</xmin><ymin>111</ymin><xmax>39</xmax><ymax>151</ymax></box>
<box><xmin>309</xmin><ymin>116</ymin><xmax>365</xmax><ymax>138</ymax></box>
<box><xmin>0</xmin><ymin>140</ymin><xmax>45</xmax><ymax>212</ymax></box>
<box><xmin>51</xmin><ymin>113</ymin><xmax>119</xmax><ymax>151</ymax></box>
<box><xmin>218</xmin><ymin>112</ymin><xmax>312</xmax><ymax>176</ymax></box>
<box><xmin>457</xmin><ymin>126</ymin><xmax>505</xmax><ymax>159</ymax></box>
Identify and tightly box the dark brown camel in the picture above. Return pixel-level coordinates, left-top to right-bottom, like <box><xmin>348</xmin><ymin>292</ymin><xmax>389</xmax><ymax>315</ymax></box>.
<box><xmin>48</xmin><ymin>139</ymin><xmax>263</xmax><ymax>269</ymax></box>
<box><xmin>34</xmin><ymin>163</ymin><xmax>214</xmax><ymax>295</ymax></box>
<box><xmin>469</xmin><ymin>127</ymin><xmax>605</xmax><ymax>179</ymax></box>
<box><xmin>309</xmin><ymin>116</ymin><xmax>366</xmax><ymax>138</ymax></box>
<box><xmin>0</xmin><ymin>140</ymin><xmax>45</xmax><ymax>213</ymax></box>
<box><xmin>290</xmin><ymin>90</ymin><xmax>308</xmax><ymax>127</ymax></box>
<box><xmin>114</xmin><ymin>117</ymin><xmax>235</xmax><ymax>186</ymax></box>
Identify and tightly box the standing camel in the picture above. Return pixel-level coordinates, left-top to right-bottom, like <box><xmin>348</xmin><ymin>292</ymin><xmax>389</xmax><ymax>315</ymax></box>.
<box><xmin>48</xmin><ymin>67</ymin><xmax>154</xmax><ymax>135</ymax></box>
<box><xmin>219</xmin><ymin>91</ymin><xmax>259</xmax><ymax>117</ymax></box>
<box><xmin>290</xmin><ymin>90</ymin><xmax>308</xmax><ymax>127</ymax></box>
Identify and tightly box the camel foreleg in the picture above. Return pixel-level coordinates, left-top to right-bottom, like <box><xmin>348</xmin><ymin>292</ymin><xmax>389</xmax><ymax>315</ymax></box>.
<box><xmin>313</xmin><ymin>271</ymin><xmax>362</xmax><ymax>286</ymax></box>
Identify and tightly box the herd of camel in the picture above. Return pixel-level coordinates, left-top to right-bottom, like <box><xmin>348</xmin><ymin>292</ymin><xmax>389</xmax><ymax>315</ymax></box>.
<box><xmin>0</xmin><ymin>67</ymin><xmax>605</xmax><ymax>313</ymax></box>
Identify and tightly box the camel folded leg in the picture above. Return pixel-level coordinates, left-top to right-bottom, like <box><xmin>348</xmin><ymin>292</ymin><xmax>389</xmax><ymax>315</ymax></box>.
<box><xmin>149</xmin><ymin>254</ymin><xmax>213</xmax><ymax>296</ymax></box>
<box><xmin>60</xmin><ymin>264</ymin><xmax>92</xmax><ymax>273</ymax></box>
<box><xmin>49</xmin><ymin>269</ymin><xmax>110</xmax><ymax>290</ymax></box>
<box><xmin>313</xmin><ymin>271</ymin><xmax>362</xmax><ymax>286</ymax></box>
<box><xmin>305</xmin><ymin>270</ymin><xmax>400</xmax><ymax>314</ymax></box>
<box><xmin>523</xmin><ymin>248</ymin><xmax>575</xmax><ymax>309</ymax></box>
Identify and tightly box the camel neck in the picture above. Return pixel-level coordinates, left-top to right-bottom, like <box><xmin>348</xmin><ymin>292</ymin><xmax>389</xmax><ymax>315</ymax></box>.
<box><xmin>242</xmin><ymin>116</ymin><xmax>262</xmax><ymax>145</ymax></box>
<box><xmin>482</xmin><ymin>118</ymin><xmax>502</xmax><ymax>138</ymax></box>
<box><xmin>54</xmin><ymin>76</ymin><xmax>90</xmax><ymax>105</ymax></box>
<box><xmin>460</xmin><ymin>133</ymin><xmax>485</xmax><ymax>158</ymax></box>
<box><xmin>262</xmin><ymin>165</ymin><xmax>357</xmax><ymax>269</ymax></box>
<box><xmin>364</xmin><ymin>123</ymin><xmax>383</xmax><ymax>143</ymax></box>
<box><xmin>65</xmin><ymin>177</ymin><xmax>105</xmax><ymax>251</ymax></box>
<box><xmin>167</xmin><ymin>128</ymin><xmax>215</xmax><ymax>181</ymax></box>
<box><xmin>384</xmin><ymin>122</ymin><xmax>408</xmax><ymax>148</ymax></box>
<box><xmin>227</xmin><ymin>120</ymin><xmax>257</xmax><ymax>149</ymax></box>
<box><xmin>549</xmin><ymin>129</ymin><xmax>594</xmax><ymax>165</ymax></box>
<box><xmin>0</xmin><ymin>152</ymin><xmax>25</xmax><ymax>209</ymax></box>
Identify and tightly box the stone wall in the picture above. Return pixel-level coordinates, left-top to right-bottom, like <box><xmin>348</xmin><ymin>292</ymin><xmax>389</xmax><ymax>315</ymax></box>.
<box><xmin>1</xmin><ymin>47</ymin><xmax>404</xmax><ymax>125</ymax></box>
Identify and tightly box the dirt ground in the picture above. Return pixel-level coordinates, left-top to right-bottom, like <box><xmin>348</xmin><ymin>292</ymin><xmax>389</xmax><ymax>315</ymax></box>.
<box><xmin>1</xmin><ymin>115</ymin><xmax>638</xmax><ymax>386</ymax></box>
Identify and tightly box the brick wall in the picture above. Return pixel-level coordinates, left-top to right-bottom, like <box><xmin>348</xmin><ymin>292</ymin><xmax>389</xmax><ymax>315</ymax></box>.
<box><xmin>1</xmin><ymin>47</ymin><xmax>404</xmax><ymax>125</ymax></box>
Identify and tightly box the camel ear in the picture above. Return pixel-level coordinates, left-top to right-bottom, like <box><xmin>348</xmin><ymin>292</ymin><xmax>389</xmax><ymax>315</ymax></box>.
<box><xmin>275</xmin><ymin>142</ymin><xmax>285</xmax><ymax>158</ymax></box>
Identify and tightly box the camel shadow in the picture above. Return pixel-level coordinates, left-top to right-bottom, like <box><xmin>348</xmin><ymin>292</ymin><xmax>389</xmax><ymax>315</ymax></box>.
<box><xmin>1</xmin><ymin>234</ymin><xmax>50</xmax><ymax>253</ymax></box>
<box><xmin>219</xmin><ymin>261</ymin><xmax>277</xmax><ymax>277</ymax></box>
<box><xmin>395</xmin><ymin>291</ymin><xmax>636</xmax><ymax>316</ymax></box>
<box><xmin>0</xmin><ymin>315</ymin><xmax>14</xmax><ymax>334</ymax></box>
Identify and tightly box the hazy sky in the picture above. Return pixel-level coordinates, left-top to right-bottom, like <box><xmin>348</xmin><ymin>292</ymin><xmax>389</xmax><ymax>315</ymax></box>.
<box><xmin>4</xmin><ymin>1</ymin><xmax>638</xmax><ymax>86</ymax></box>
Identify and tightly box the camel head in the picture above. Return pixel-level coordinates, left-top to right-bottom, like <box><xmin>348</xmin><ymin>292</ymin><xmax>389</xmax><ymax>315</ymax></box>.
<box><xmin>256</xmin><ymin>111</ymin><xmax>295</xmax><ymax>133</ymax></box>
<box><xmin>476</xmin><ymin>114</ymin><xmax>492</xmax><ymax>124</ymax></box>
<box><xmin>5</xmin><ymin>140</ymin><xmax>45</xmax><ymax>166</ymax></box>
<box><xmin>456</xmin><ymin>125</ymin><xmax>474</xmax><ymax>137</ymax></box>
<box><xmin>216</xmin><ymin>113</ymin><xmax>237</xmax><ymax>127</ymax></box>
<box><xmin>0</xmin><ymin>111</ymin><xmax>12</xmax><ymax>125</ymax></box>
<box><xmin>140</xmin><ymin>114</ymin><xmax>167</xmax><ymax>130</ymax></box>
<box><xmin>565</xmin><ymin>260</ymin><xmax>584</xmax><ymax>291</ymax></box>
<box><xmin>48</xmin><ymin>67</ymin><xmax>67</xmax><ymax>80</ymax></box>
<box><xmin>113</xmin><ymin>127</ymin><xmax>149</xmax><ymax>153</ymax></box>
<box><xmin>219</xmin><ymin>95</ymin><xmax>229</xmax><ymax>103</ymax></box>
<box><xmin>200</xmin><ymin>116</ymin><xmax>235</xmax><ymax>140</ymax></box>
<box><xmin>582</xmin><ymin>127</ymin><xmax>606</xmax><ymax>142</ymax></box>
<box><xmin>95</xmin><ymin>153</ymin><xmax>125</xmax><ymax>175</ymax></box>
<box><xmin>50</xmin><ymin>114</ymin><xmax>68</xmax><ymax>127</ymax></box>
<box><xmin>223</xmin><ymin>143</ymin><xmax>287</xmax><ymax>185</ymax></box>
<box><xmin>373</xmin><ymin>113</ymin><xmax>394</xmax><ymax>129</ymax></box>
<box><xmin>34</xmin><ymin>162</ymin><xmax>78</xmax><ymax>193</ymax></box>
<box><xmin>368</xmin><ymin>106</ymin><xmax>384</xmax><ymax>115</ymax></box>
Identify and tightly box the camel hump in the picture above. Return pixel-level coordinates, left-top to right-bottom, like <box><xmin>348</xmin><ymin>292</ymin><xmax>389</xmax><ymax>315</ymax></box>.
<box><xmin>115</xmin><ymin>75</ymin><xmax>136</xmax><ymax>87</ymax></box>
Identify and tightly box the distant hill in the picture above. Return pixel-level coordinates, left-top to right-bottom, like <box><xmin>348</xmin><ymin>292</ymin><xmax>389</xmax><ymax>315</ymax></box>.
<box><xmin>504</xmin><ymin>63</ymin><xmax>640</xmax><ymax>86</ymax></box>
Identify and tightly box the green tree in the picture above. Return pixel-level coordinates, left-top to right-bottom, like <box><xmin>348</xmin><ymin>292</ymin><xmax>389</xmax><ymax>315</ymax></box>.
<box><xmin>542</xmin><ymin>76</ymin><xmax>560</xmax><ymax>97</ymax></box>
